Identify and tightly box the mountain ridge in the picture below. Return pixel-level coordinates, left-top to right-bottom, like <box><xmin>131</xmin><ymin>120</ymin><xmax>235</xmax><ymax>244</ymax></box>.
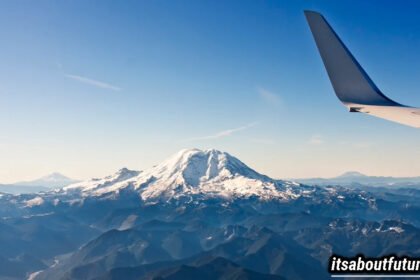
<box><xmin>294</xmin><ymin>171</ymin><xmax>420</xmax><ymax>188</ymax></box>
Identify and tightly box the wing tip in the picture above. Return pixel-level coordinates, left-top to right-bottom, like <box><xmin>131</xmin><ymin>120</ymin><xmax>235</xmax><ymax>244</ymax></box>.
<box><xmin>304</xmin><ymin>10</ymin><xmax>323</xmax><ymax>18</ymax></box>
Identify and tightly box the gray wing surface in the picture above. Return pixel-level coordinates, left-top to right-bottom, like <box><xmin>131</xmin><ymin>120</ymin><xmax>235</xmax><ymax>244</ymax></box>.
<box><xmin>304</xmin><ymin>10</ymin><xmax>420</xmax><ymax>128</ymax></box>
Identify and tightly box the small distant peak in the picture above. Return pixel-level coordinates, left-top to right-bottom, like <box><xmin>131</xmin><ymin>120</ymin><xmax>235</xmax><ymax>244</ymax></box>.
<box><xmin>39</xmin><ymin>172</ymin><xmax>75</xmax><ymax>183</ymax></box>
<box><xmin>43</xmin><ymin>172</ymin><xmax>68</xmax><ymax>179</ymax></box>
<box><xmin>117</xmin><ymin>167</ymin><xmax>130</xmax><ymax>173</ymax></box>
<box><xmin>337</xmin><ymin>171</ymin><xmax>367</xmax><ymax>178</ymax></box>
<box><xmin>49</xmin><ymin>172</ymin><xmax>65</xmax><ymax>177</ymax></box>
<box><xmin>116</xmin><ymin>167</ymin><xmax>140</xmax><ymax>177</ymax></box>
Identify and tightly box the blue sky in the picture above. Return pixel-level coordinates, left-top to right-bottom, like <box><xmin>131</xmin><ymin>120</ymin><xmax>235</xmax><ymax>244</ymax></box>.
<box><xmin>1</xmin><ymin>0</ymin><xmax>420</xmax><ymax>182</ymax></box>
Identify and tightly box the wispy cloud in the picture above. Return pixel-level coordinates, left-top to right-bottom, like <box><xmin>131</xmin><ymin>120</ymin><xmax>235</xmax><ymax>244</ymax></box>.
<box><xmin>257</xmin><ymin>87</ymin><xmax>281</xmax><ymax>105</ymax></box>
<box><xmin>65</xmin><ymin>74</ymin><xmax>122</xmax><ymax>91</ymax></box>
<box><xmin>185</xmin><ymin>122</ymin><xmax>258</xmax><ymax>142</ymax></box>
<box><xmin>308</xmin><ymin>134</ymin><xmax>324</xmax><ymax>145</ymax></box>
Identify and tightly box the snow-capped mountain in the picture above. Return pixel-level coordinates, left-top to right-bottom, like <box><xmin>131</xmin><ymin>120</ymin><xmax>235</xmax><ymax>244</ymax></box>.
<box><xmin>64</xmin><ymin>168</ymin><xmax>140</xmax><ymax>194</ymax></box>
<box><xmin>64</xmin><ymin>148</ymin><xmax>308</xmax><ymax>201</ymax></box>
<box><xmin>294</xmin><ymin>171</ymin><xmax>420</xmax><ymax>188</ymax></box>
<box><xmin>0</xmin><ymin>173</ymin><xmax>78</xmax><ymax>194</ymax></box>
<box><xmin>17</xmin><ymin>172</ymin><xmax>78</xmax><ymax>188</ymax></box>
<box><xmin>336</xmin><ymin>171</ymin><xmax>367</xmax><ymax>178</ymax></box>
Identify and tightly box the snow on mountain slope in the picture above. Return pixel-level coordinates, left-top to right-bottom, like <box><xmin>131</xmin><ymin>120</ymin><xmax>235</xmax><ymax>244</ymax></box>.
<box><xmin>64</xmin><ymin>168</ymin><xmax>140</xmax><ymax>193</ymax></box>
<box><xmin>64</xmin><ymin>149</ymin><xmax>308</xmax><ymax>201</ymax></box>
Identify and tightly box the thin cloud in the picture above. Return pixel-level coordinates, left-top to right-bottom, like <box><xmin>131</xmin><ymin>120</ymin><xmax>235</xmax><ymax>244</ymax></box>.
<box><xmin>308</xmin><ymin>134</ymin><xmax>324</xmax><ymax>145</ymax></box>
<box><xmin>186</xmin><ymin>122</ymin><xmax>258</xmax><ymax>141</ymax></box>
<box><xmin>65</xmin><ymin>74</ymin><xmax>122</xmax><ymax>91</ymax></box>
<box><xmin>257</xmin><ymin>87</ymin><xmax>281</xmax><ymax>105</ymax></box>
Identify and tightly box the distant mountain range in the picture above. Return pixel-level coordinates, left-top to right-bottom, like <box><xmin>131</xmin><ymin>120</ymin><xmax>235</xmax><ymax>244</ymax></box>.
<box><xmin>0</xmin><ymin>173</ymin><xmax>78</xmax><ymax>194</ymax></box>
<box><xmin>0</xmin><ymin>149</ymin><xmax>420</xmax><ymax>280</ymax></box>
<box><xmin>293</xmin><ymin>171</ymin><xmax>420</xmax><ymax>188</ymax></box>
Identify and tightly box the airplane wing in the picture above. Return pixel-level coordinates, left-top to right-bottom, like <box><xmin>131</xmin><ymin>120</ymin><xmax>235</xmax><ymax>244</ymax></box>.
<box><xmin>304</xmin><ymin>10</ymin><xmax>420</xmax><ymax>128</ymax></box>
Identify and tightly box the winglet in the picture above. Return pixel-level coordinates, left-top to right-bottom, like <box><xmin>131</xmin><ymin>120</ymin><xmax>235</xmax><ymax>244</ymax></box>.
<box><xmin>304</xmin><ymin>11</ymin><xmax>401</xmax><ymax>107</ymax></box>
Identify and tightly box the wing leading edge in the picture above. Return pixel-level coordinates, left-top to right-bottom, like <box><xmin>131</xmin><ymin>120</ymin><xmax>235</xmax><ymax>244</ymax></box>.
<box><xmin>304</xmin><ymin>10</ymin><xmax>420</xmax><ymax>128</ymax></box>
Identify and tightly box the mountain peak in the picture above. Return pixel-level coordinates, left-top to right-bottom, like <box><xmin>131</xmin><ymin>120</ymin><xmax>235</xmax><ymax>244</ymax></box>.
<box><xmin>337</xmin><ymin>171</ymin><xmax>367</xmax><ymax>178</ymax></box>
<box><xmin>149</xmin><ymin>148</ymin><xmax>269</xmax><ymax>188</ymax></box>
<box><xmin>40</xmin><ymin>172</ymin><xmax>72</xmax><ymax>182</ymax></box>
<box><xmin>132</xmin><ymin>148</ymin><xmax>300</xmax><ymax>201</ymax></box>
<box><xmin>16</xmin><ymin>172</ymin><xmax>78</xmax><ymax>188</ymax></box>
<box><xmin>116</xmin><ymin>167</ymin><xmax>140</xmax><ymax>177</ymax></box>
